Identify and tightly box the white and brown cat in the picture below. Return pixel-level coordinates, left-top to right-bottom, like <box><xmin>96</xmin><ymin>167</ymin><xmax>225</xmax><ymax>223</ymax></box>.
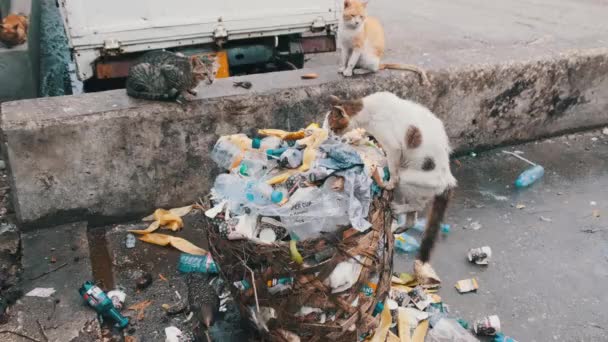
<box><xmin>338</xmin><ymin>0</ymin><xmax>429</xmax><ymax>85</ymax></box>
<box><xmin>326</xmin><ymin>92</ymin><xmax>456</xmax><ymax>263</ymax></box>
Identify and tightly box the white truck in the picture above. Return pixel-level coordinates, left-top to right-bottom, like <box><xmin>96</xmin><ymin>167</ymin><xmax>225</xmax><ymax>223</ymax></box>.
<box><xmin>58</xmin><ymin>0</ymin><xmax>341</xmax><ymax>89</ymax></box>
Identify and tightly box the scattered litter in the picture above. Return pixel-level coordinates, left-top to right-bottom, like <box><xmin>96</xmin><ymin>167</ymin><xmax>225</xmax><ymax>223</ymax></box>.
<box><xmin>26</xmin><ymin>287</ymin><xmax>55</xmax><ymax>298</ymax></box>
<box><xmin>426</xmin><ymin>318</ymin><xmax>478</xmax><ymax>342</ymax></box>
<box><xmin>108</xmin><ymin>289</ymin><xmax>127</xmax><ymax>310</ymax></box>
<box><xmin>178</xmin><ymin>253</ymin><xmax>219</xmax><ymax>274</ymax></box>
<box><xmin>125</xmin><ymin>233</ymin><xmax>136</xmax><ymax>248</ymax></box>
<box><xmin>128</xmin><ymin>300</ymin><xmax>153</xmax><ymax>321</ymax></box>
<box><xmin>473</xmin><ymin>315</ymin><xmax>501</xmax><ymax>335</ymax></box>
<box><xmin>590</xmin><ymin>201</ymin><xmax>597</xmax><ymax>206</ymax></box>
<box><xmin>467</xmin><ymin>246</ymin><xmax>492</xmax><ymax>265</ymax></box>
<box><xmin>137</xmin><ymin>233</ymin><xmax>207</xmax><ymax>255</ymax></box>
<box><xmin>409</xmin><ymin>286</ymin><xmax>432</xmax><ymax>311</ymax></box>
<box><xmin>79</xmin><ymin>281</ymin><xmax>129</xmax><ymax>328</ymax></box>
<box><xmin>515</xmin><ymin>203</ymin><xmax>526</xmax><ymax>209</ymax></box>
<box><xmin>603</xmin><ymin>127</ymin><xmax>608</xmax><ymax>136</ymax></box>
<box><xmin>591</xmin><ymin>137</ymin><xmax>598</xmax><ymax>142</ymax></box>
<box><xmin>395</xmin><ymin>233</ymin><xmax>420</xmax><ymax>253</ymax></box>
<box><xmin>233</xmin><ymin>81</ymin><xmax>252</xmax><ymax>89</ymax></box>
<box><xmin>136</xmin><ymin>272</ymin><xmax>153</xmax><ymax>290</ymax></box>
<box><xmin>470</xmin><ymin>152</ymin><xmax>477</xmax><ymax>157</ymax></box>
<box><xmin>592</xmin><ymin>209</ymin><xmax>601</xmax><ymax>218</ymax></box>
<box><xmin>50</xmin><ymin>256</ymin><xmax>57</xmax><ymax>263</ymax></box>
<box><xmin>301</xmin><ymin>73</ymin><xmax>319</xmax><ymax>79</ymax></box>
<box><xmin>469</xmin><ymin>221</ymin><xmax>482</xmax><ymax>230</ymax></box>
<box><xmin>414</xmin><ymin>260</ymin><xmax>441</xmax><ymax>288</ymax></box>
<box><xmin>455</xmin><ymin>278</ymin><xmax>479</xmax><ymax>293</ymax></box>
<box><xmin>164</xmin><ymin>326</ymin><xmax>183</xmax><ymax>342</ymax></box>
<box><xmin>159</xmin><ymin>273</ymin><xmax>168</xmax><ymax>282</ymax></box>
<box><xmin>502</xmin><ymin>151</ymin><xmax>544</xmax><ymax>188</ymax></box>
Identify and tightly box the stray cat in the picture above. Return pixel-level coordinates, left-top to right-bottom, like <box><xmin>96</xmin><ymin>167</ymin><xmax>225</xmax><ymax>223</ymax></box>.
<box><xmin>126</xmin><ymin>50</ymin><xmax>218</xmax><ymax>102</ymax></box>
<box><xmin>326</xmin><ymin>92</ymin><xmax>456</xmax><ymax>262</ymax></box>
<box><xmin>0</xmin><ymin>14</ymin><xmax>28</xmax><ymax>47</ymax></box>
<box><xmin>338</xmin><ymin>0</ymin><xmax>429</xmax><ymax>85</ymax></box>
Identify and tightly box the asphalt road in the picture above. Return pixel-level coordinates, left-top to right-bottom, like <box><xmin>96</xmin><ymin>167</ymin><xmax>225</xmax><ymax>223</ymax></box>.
<box><xmin>308</xmin><ymin>0</ymin><xmax>608</xmax><ymax>68</ymax></box>
<box><xmin>395</xmin><ymin>128</ymin><xmax>608</xmax><ymax>341</ymax></box>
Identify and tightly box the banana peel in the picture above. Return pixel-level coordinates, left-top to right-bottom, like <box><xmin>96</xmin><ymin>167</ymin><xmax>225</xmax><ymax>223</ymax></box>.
<box><xmin>138</xmin><ymin>233</ymin><xmax>207</xmax><ymax>255</ymax></box>
<box><xmin>132</xmin><ymin>205</ymin><xmax>194</xmax><ymax>234</ymax></box>
<box><xmin>370</xmin><ymin>301</ymin><xmax>391</xmax><ymax>342</ymax></box>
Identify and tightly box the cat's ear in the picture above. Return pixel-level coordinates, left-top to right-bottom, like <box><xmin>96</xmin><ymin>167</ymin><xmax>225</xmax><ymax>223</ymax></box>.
<box><xmin>344</xmin><ymin>0</ymin><xmax>351</xmax><ymax>8</ymax></box>
<box><xmin>329</xmin><ymin>95</ymin><xmax>341</xmax><ymax>106</ymax></box>
<box><xmin>361</xmin><ymin>0</ymin><xmax>369</xmax><ymax>7</ymax></box>
<box><xmin>333</xmin><ymin>106</ymin><xmax>348</xmax><ymax>118</ymax></box>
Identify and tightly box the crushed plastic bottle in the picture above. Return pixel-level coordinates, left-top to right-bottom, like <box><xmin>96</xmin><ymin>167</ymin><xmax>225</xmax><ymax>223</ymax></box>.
<box><xmin>494</xmin><ymin>333</ymin><xmax>519</xmax><ymax>342</ymax></box>
<box><xmin>426</xmin><ymin>318</ymin><xmax>480</xmax><ymax>342</ymax></box>
<box><xmin>125</xmin><ymin>233</ymin><xmax>136</xmax><ymax>248</ymax></box>
<box><xmin>177</xmin><ymin>253</ymin><xmax>219</xmax><ymax>274</ymax></box>
<box><xmin>211</xmin><ymin>135</ymin><xmax>245</xmax><ymax>170</ymax></box>
<box><xmin>394</xmin><ymin>233</ymin><xmax>420</xmax><ymax>254</ymax></box>
<box><xmin>514</xmin><ymin>164</ymin><xmax>544</xmax><ymax>188</ymax></box>
<box><xmin>412</xmin><ymin>219</ymin><xmax>451</xmax><ymax>234</ymax></box>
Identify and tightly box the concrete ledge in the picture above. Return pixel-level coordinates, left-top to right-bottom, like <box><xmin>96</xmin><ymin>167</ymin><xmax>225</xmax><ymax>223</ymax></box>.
<box><xmin>2</xmin><ymin>48</ymin><xmax>608</xmax><ymax>226</ymax></box>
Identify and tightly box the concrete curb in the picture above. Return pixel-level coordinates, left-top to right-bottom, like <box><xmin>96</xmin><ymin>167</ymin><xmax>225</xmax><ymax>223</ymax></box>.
<box><xmin>2</xmin><ymin>48</ymin><xmax>608</xmax><ymax>226</ymax></box>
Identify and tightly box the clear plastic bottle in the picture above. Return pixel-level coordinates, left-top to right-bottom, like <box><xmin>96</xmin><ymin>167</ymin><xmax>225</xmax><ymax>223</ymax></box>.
<box><xmin>245</xmin><ymin>181</ymin><xmax>283</xmax><ymax>205</ymax></box>
<box><xmin>514</xmin><ymin>165</ymin><xmax>544</xmax><ymax>188</ymax></box>
<box><xmin>211</xmin><ymin>136</ymin><xmax>244</xmax><ymax>170</ymax></box>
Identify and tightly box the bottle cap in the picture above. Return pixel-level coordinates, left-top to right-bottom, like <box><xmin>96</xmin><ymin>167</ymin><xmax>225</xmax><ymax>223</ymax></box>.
<box><xmin>252</xmin><ymin>138</ymin><xmax>261</xmax><ymax>149</ymax></box>
<box><xmin>271</xmin><ymin>190</ymin><xmax>283</xmax><ymax>203</ymax></box>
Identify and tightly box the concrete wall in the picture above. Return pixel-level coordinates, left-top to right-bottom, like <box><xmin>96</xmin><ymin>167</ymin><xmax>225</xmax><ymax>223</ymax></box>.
<box><xmin>0</xmin><ymin>0</ymin><xmax>40</xmax><ymax>102</ymax></box>
<box><xmin>2</xmin><ymin>48</ymin><xmax>608</xmax><ymax>227</ymax></box>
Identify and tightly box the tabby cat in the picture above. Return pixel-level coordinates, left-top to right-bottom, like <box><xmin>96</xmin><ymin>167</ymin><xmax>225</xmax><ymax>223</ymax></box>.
<box><xmin>126</xmin><ymin>50</ymin><xmax>218</xmax><ymax>102</ymax></box>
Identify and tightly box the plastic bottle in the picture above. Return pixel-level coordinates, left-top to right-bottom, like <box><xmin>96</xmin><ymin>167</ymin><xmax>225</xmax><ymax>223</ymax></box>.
<box><xmin>212</xmin><ymin>174</ymin><xmax>249</xmax><ymax>211</ymax></box>
<box><xmin>211</xmin><ymin>136</ymin><xmax>244</xmax><ymax>170</ymax></box>
<box><xmin>412</xmin><ymin>219</ymin><xmax>451</xmax><ymax>234</ymax></box>
<box><xmin>177</xmin><ymin>253</ymin><xmax>219</xmax><ymax>274</ymax></box>
<box><xmin>426</xmin><ymin>318</ymin><xmax>479</xmax><ymax>342</ymax></box>
<box><xmin>245</xmin><ymin>181</ymin><xmax>283</xmax><ymax>205</ymax></box>
<box><xmin>514</xmin><ymin>165</ymin><xmax>545</xmax><ymax>188</ymax></box>
<box><xmin>79</xmin><ymin>281</ymin><xmax>129</xmax><ymax>329</ymax></box>
<box><xmin>494</xmin><ymin>333</ymin><xmax>519</xmax><ymax>342</ymax></box>
<box><xmin>394</xmin><ymin>233</ymin><xmax>420</xmax><ymax>254</ymax></box>
<box><xmin>251</xmin><ymin>136</ymin><xmax>282</xmax><ymax>150</ymax></box>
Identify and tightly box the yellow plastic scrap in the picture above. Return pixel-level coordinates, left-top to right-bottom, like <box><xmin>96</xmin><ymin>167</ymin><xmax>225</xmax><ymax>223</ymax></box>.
<box><xmin>266</xmin><ymin>125</ymin><xmax>328</xmax><ymax>185</ymax></box>
<box><xmin>411</xmin><ymin>319</ymin><xmax>429</xmax><ymax>342</ymax></box>
<box><xmin>258</xmin><ymin>128</ymin><xmax>306</xmax><ymax>141</ymax></box>
<box><xmin>138</xmin><ymin>233</ymin><xmax>207</xmax><ymax>255</ymax></box>
<box><xmin>370</xmin><ymin>300</ymin><xmax>391</xmax><ymax>342</ymax></box>
<box><xmin>387</xmin><ymin>332</ymin><xmax>401</xmax><ymax>342</ymax></box>
<box><xmin>289</xmin><ymin>240</ymin><xmax>303</xmax><ymax>265</ymax></box>
<box><xmin>397</xmin><ymin>308</ymin><xmax>412</xmax><ymax>342</ymax></box>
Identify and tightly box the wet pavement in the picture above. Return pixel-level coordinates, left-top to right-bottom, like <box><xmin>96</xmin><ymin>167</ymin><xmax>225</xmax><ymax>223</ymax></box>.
<box><xmin>395</xmin><ymin>129</ymin><xmax>608</xmax><ymax>341</ymax></box>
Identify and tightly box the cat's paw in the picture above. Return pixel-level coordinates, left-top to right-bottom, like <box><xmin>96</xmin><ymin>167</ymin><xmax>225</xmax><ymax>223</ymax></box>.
<box><xmin>342</xmin><ymin>69</ymin><xmax>353</xmax><ymax>77</ymax></box>
<box><xmin>338</xmin><ymin>66</ymin><xmax>345</xmax><ymax>74</ymax></box>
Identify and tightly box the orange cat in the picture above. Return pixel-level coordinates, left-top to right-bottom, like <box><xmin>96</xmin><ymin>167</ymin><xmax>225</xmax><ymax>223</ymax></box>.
<box><xmin>0</xmin><ymin>14</ymin><xmax>28</xmax><ymax>47</ymax></box>
<box><xmin>338</xmin><ymin>0</ymin><xmax>429</xmax><ymax>85</ymax></box>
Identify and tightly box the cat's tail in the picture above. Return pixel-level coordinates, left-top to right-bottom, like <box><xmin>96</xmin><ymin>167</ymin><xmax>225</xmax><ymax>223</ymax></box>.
<box><xmin>126</xmin><ymin>88</ymin><xmax>175</xmax><ymax>101</ymax></box>
<box><xmin>418</xmin><ymin>188</ymin><xmax>453</xmax><ymax>262</ymax></box>
<box><xmin>379</xmin><ymin>63</ymin><xmax>430</xmax><ymax>86</ymax></box>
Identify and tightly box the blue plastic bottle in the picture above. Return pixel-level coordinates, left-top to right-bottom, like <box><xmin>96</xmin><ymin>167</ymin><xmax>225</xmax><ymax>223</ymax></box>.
<box><xmin>494</xmin><ymin>333</ymin><xmax>519</xmax><ymax>342</ymax></box>
<box><xmin>395</xmin><ymin>233</ymin><xmax>420</xmax><ymax>253</ymax></box>
<box><xmin>514</xmin><ymin>165</ymin><xmax>544</xmax><ymax>188</ymax></box>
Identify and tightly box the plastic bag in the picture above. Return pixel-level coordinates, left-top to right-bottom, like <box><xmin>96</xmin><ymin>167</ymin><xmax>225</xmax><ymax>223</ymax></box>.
<box><xmin>426</xmin><ymin>318</ymin><xmax>479</xmax><ymax>342</ymax></box>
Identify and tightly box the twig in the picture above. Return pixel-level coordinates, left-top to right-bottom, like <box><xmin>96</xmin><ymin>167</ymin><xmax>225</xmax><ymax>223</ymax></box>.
<box><xmin>0</xmin><ymin>330</ymin><xmax>42</xmax><ymax>342</ymax></box>
<box><xmin>29</xmin><ymin>263</ymin><xmax>68</xmax><ymax>281</ymax></box>
<box><xmin>36</xmin><ymin>320</ymin><xmax>49</xmax><ymax>342</ymax></box>
<box><xmin>237</xmin><ymin>257</ymin><xmax>259</xmax><ymax>312</ymax></box>
<box><xmin>502</xmin><ymin>150</ymin><xmax>537</xmax><ymax>166</ymax></box>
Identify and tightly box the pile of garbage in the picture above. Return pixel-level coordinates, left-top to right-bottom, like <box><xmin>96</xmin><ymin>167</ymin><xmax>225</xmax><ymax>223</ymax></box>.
<box><xmin>202</xmin><ymin>123</ymin><xmax>396</xmax><ymax>340</ymax></box>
